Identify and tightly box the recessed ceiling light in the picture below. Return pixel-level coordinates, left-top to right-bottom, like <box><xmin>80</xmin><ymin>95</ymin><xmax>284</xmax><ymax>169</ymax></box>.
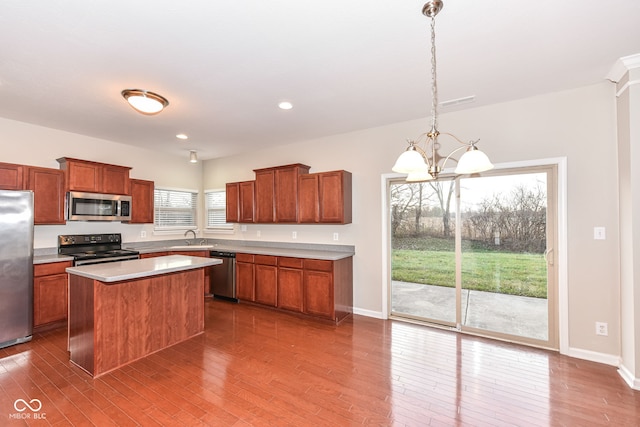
<box><xmin>176</xmin><ymin>133</ymin><xmax>188</xmax><ymax>140</ymax></box>
<box><xmin>278</xmin><ymin>101</ymin><xmax>293</xmax><ymax>110</ymax></box>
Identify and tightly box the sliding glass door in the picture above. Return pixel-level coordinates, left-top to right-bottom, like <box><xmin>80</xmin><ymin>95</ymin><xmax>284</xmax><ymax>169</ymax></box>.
<box><xmin>390</xmin><ymin>166</ymin><xmax>557</xmax><ymax>348</ymax></box>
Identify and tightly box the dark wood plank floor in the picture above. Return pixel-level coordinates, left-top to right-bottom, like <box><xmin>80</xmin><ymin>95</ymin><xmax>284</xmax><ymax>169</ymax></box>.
<box><xmin>1</xmin><ymin>299</ymin><xmax>639</xmax><ymax>426</ymax></box>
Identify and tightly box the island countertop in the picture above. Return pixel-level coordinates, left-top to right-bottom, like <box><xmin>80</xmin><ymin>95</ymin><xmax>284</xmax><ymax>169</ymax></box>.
<box><xmin>66</xmin><ymin>255</ymin><xmax>222</xmax><ymax>283</ymax></box>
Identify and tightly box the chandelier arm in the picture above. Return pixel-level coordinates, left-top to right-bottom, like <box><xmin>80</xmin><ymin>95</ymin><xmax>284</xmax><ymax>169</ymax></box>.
<box><xmin>439</xmin><ymin>144</ymin><xmax>471</xmax><ymax>170</ymax></box>
<box><xmin>438</xmin><ymin>132</ymin><xmax>477</xmax><ymax>146</ymax></box>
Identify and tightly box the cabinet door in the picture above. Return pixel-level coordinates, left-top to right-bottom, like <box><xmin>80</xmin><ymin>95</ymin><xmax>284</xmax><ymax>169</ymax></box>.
<box><xmin>275</xmin><ymin>167</ymin><xmax>303</xmax><ymax>223</ymax></box>
<box><xmin>304</xmin><ymin>270</ymin><xmax>334</xmax><ymax>319</ymax></box>
<box><xmin>226</xmin><ymin>182</ymin><xmax>239</xmax><ymax>222</ymax></box>
<box><xmin>236</xmin><ymin>260</ymin><xmax>255</xmax><ymax>301</ymax></box>
<box><xmin>26</xmin><ymin>166</ymin><xmax>65</xmax><ymax>224</ymax></box>
<box><xmin>239</xmin><ymin>181</ymin><xmax>255</xmax><ymax>222</ymax></box>
<box><xmin>129</xmin><ymin>179</ymin><xmax>154</xmax><ymax>223</ymax></box>
<box><xmin>255</xmin><ymin>264</ymin><xmax>278</xmax><ymax>307</ymax></box>
<box><xmin>102</xmin><ymin>164</ymin><xmax>131</xmax><ymax>195</ymax></box>
<box><xmin>277</xmin><ymin>267</ymin><xmax>304</xmax><ymax>312</ymax></box>
<box><xmin>34</xmin><ymin>273</ymin><xmax>68</xmax><ymax>326</ymax></box>
<box><xmin>63</xmin><ymin>159</ymin><xmax>102</xmax><ymax>192</ymax></box>
<box><xmin>140</xmin><ymin>252</ymin><xmax>168</xmax><ymax>258</ymax></box>
<box><xmin>319</xmin><ymin>171</ymin><xmax>352</xmax><ymax>224</ymax></box>
<box><xmin>254</xmin><ymin>170</ymin><xmax>275</xmax><ymax>223</ymax></box>
<box><xmin>298</xmin><ymin>174</ymin><xmax>319</xmax><ymax>223</ymax></box>
<box><xmin>0</xmin><ymin>162</ymin><xmax>25</xmax><ymax>190</ymax></box>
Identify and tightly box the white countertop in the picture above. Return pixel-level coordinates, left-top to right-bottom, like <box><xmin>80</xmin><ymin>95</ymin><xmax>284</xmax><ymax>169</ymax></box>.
<box><xmin>66</xmin><ymin>255</ymin><xmax>222</xmax><ymax>283</ymax></box>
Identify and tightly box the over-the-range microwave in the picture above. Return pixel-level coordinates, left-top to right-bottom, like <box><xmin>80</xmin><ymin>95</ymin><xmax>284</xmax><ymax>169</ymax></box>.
<box><xmin>66</xmin><ymin>191</ymin><xmax>132</xmax><ymax>221</ymax></box>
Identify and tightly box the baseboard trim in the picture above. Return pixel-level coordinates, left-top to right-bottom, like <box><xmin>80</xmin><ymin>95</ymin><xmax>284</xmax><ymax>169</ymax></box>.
<box><xmin>565</xmin><ymin>346</ymin><xmax>620</xmax><ymax>366</ymax></box>
<box><xmin>353</xmin><ymin>307</ymin><xmax>385</xmax><ymax>319</ymax></box>
<box><xmin>618</xmin><ymin>364</ymin><xmax>640</xmax><ymax>390</ymax></box>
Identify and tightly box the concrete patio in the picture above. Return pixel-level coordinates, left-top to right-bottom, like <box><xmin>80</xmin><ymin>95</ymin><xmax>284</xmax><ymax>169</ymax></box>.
<box><xmin>391</xmin><ymin>281</ymin><xmax>548</xmax><ymax>340</ymax></box>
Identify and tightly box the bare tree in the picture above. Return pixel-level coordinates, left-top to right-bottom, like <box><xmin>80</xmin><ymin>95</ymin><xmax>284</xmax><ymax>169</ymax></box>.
<box><xmin>429</xmin><ymin>180</ymin><xmax>455</xmax><ymax>237</ymax></box>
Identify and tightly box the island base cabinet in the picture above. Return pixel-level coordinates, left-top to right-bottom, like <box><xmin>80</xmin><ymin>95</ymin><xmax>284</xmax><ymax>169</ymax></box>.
<box><xmin>69</xmin><ymin>269</ymin><xmax>204</xmax><ymax>378</ymax></box>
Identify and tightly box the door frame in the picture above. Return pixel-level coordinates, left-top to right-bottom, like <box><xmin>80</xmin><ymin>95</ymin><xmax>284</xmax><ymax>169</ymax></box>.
<box><xmin>381</xmin><ymin>157</ymin><xmax>568</xmax><ymax>354</ymax></box>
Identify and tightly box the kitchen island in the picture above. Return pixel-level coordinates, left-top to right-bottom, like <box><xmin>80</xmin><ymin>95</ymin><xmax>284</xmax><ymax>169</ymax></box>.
<box><xmin>66</xmin><ymin>255</ymin><xmax>221</xmax><ymax>378</ymax></box>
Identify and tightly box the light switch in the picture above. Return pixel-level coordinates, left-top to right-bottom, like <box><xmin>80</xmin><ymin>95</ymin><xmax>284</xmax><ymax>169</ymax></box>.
<box><xmin>594</xmin><ymin>227</ymin><xmax>606</xmax><ymax>240</ymax></box>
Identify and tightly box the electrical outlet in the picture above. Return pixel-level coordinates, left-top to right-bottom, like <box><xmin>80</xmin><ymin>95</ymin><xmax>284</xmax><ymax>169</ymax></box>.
<box><xmin>292</xmin><ymin>231</ymin><xmax>297</xmax><ymax>239</ymax></box>
<box><xmin>241</xmin><ymin>225</ymin><xmax>247</xmax><ymax>232</ymax></box>
<box><xmin>333</xmin><ymin>233</ymin><xmax>339</xmax><ymax>241</ymax></box>
<box><xmin>140</xmin><ymin>230</ymin><xmax>146</xmax><ymax>238</ymax></box>
<box><xmin>256</xmin><ymin>230</ymin><xmax>261</xmax><ymax>237</ymax></box>
<box><xmin>595</xmin><ymin>322</ymin><xmax>608</xmax><ymax>336</ymax></box>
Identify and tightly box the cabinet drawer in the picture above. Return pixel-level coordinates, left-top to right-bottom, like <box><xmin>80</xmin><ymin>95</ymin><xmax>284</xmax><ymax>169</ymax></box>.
<box><xmin>236</xmin><ymin>253</ymin><xmax>255</xmax><ymax>263</ymax></box>
<box><xmin>303</xmin><ymin>259</ymin><xmax>333</xmax><ymax>272</ymax></box>
<box><xmin>255</xmin><ymin>255</ymin><xmax>277</xmax><ymax>266</ymax></box>
<box><xmin>34</xmin><ymin>261</ymin><xmax>73</xmax><ymax>277</ymax></box>
<box><xmin>278</xmin><ymin>257</ymin><xmax>303</xmax><ymax>269</ymax></box>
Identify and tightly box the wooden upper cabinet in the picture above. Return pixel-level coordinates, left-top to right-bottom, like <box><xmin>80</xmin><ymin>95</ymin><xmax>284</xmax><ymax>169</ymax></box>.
<box><xmin>239</xmin><ymin>181</ymin><xmax>255</xmax><ymax>222</ymax></box>
<box><xmin>226</xmin><ymin>182</ymin><xmax>240</xmax><ymax>223</ymax></box>
<box><xmin>318</xmin><ymin>170</ymin><xmax>352</xmax><ymax>224</ymax></box>
<box><xmin>57</xmin><ymin>157</ymin><xmax>131</xmax><ymax>194</ymax></box>
<box><xmin>298</xmin><ymin>174</ymin><xmax>320</xmax><ymax>223</ymax></box>
<box><xmin>298</xmin><ymin>170</ymin><xmax>352</xmax><ymax>224</ymax></box>
<box><xmin>26</xmin><ymin>167</ymin><xmax>65</xmax><ymax>225</ymax></box>
<box><xmin>254</xmin><ymin>163</ymin><xmax>310</xmax><ymax>223</ymax></box>
<box><xmin>226</xmin><ymin>181</ymin><xmax>255</xmax><ymax>223</ymax></box>
<box><xmin>103</xmin><ymin>164</ymin><xmax>131</xmax><ymax>195</ymax></box>
<box><xmin>275</xmin><ymin>164</ymin><xmax>309</xmax><ymax>222</ymax></box>
<box><xmin>0</xmin><ymin>162</ymin><xmax>25</xmax><ymax>190</ymax></box>
<box><xmin>129</xmin><ymin>179</ymin><xmax>154</xmax><ymax>224</ymax></box>
<box><xmin>254</xmin><ymin>169</ymin><xmax>276</xmax><ymax>223</ymax></box>
<box><xmin>225</xmin><ymin>164</ymin><xmax>351</xmax><ymax>224</ymax></box>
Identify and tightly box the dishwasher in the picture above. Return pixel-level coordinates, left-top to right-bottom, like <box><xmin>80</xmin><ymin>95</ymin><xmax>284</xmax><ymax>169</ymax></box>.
<box><xmin>209</xmin><ymin>250</ymin><xmax>237</xmax><ymax>302</ymax></box>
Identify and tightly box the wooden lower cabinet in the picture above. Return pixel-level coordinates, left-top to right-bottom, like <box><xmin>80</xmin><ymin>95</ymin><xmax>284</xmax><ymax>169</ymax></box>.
<box><xmin>254</xmin><ymin>255</ymin><xmax>277</xmax><ymax>306</ymax></box>
<box><xmin>277</xmin><ymin>257</ymin><xmax>304</xmax><ymax>312</ymax></box>
<box><xmin>236</xmin><ymin>253</ymin><xmax>255</xmax><ymax>301</ymax></box>
<box><xmin>33</xmin><ymin>261</ymin><xmax>72</xmax><ymax>328</ymax></box>
<box><xmin>236</xmin><ymin>253</ymin><xmax>353</xmax><ymax>323</ymax></box>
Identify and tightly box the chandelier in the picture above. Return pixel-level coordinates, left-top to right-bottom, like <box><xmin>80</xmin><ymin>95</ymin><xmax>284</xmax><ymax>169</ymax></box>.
<box><xmin>392</xmin><ymin>0</ymin><xmax>493</xmax><ymax>181</ymax></box>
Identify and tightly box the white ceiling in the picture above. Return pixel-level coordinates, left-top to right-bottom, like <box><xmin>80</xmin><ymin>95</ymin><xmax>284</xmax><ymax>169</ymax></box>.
<box><xmin>1</xmin><ymin>1</ymin><xmax>639</xmax><ymax>161</ymax></box>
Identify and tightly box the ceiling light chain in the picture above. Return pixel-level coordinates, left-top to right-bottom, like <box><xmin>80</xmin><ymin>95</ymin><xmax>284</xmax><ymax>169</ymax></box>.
<box><xmin>392</xmin><ymin>0</ymin><xmax>493</xmax><ymax>181</ymax></box>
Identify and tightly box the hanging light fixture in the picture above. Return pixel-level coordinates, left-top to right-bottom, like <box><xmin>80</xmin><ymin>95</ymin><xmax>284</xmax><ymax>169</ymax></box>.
<box><xmin>121</xmin><ymin>89</ymin><xmax>169</xmax><ymax>115</ymax></box>
<box><xmin>392</xmin><ymin>1</ymin><xmax>493</xmax><ymax>181</ymax></box>
<box><xmin>189</xmin><ymin>150</ymin><xmax>198</xmax><ymax>163</ymax></box>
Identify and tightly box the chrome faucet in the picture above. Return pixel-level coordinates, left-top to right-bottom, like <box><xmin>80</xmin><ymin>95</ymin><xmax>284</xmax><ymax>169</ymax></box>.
<box><xmin>184</xmin><ymin>229</ymin><xmax>196</xmax><ymax>245</ymax></box>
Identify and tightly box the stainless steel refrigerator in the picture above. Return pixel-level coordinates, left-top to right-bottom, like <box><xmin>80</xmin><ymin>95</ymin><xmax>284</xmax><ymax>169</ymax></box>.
<box><xmin>0</xmin><ymin>190</ymin><xmax>34</xmax><ymax>349</ymax></box>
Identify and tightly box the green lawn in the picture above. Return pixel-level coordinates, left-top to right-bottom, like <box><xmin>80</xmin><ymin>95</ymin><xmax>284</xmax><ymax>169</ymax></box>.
<box><xmin>392</xmin><ymin>248</ymin><xmax>548</xmax><ymax>298</ymax></box>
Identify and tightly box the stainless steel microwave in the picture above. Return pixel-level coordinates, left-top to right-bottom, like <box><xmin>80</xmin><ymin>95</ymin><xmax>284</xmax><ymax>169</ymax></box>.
<box><xmin>66</xmin><ymin>191</ymin><xmax>132</xmax><ymax>221</ymax></box>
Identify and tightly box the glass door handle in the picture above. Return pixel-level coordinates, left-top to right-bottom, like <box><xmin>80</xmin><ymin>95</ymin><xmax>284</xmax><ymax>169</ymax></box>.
<box><xmin>544</xmin><ymin>248</ymin><xmax>554</xmax><ymax>266</ymax></box>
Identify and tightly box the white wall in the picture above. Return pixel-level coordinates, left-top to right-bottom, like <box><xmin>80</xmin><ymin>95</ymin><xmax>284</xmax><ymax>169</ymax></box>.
<box><xmin>203</xmin><ymin>82</ymin><xmax>621</xmax><ymax>358</ymax></box>
<box><xmin>0</xmin><ymin>117</ymin><xmax>202</xmax><ymax>248</ymax></box>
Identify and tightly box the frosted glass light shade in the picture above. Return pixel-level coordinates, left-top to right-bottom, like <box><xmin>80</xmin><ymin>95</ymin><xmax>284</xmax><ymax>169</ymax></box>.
<box><xmin>392</xmin><ymin>148</ymin><xmax>427</xmax><ymax>173</ymax></box>
<box><xmin>121</xmin><ymin>89</ymin><xmax>169</xmax><ymax>115</ymax></box>
<box><xmin>454</xmin><ymin>147</ymin><xmax>494</xmax><ymax>174</ymax></box>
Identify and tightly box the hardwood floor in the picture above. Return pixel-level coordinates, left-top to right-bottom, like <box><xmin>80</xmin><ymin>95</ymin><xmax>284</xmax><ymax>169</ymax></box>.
<box><xmin>1</xmin><ymin>299</ymin><xmax>639</xmax><ymax>426</ymax></box>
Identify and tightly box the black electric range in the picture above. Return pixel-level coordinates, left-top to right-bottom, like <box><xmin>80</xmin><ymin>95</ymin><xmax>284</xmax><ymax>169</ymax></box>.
<box><xmin>58</xmin><ymin>233</ymin><xmax>140</xmax><ymax>266</ymax></box>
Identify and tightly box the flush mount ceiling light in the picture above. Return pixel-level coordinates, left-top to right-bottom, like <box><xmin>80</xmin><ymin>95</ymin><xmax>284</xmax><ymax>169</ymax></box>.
<box><xmin>176</xmin><ymin>133</ymin><xmax>188</xmax><ymax>140</ymax></box>
<box><xmin>189</xmin><ymin>150</ymin><xmax>198</xmax><ymax>163</ymax></box>
<box><xmin>278</xmin><ymin>101</ymin><xmax>293</xmax><ymax>110</ymax></box>
<box><xmin>121</xmin><ymin>89</ymin><xmax>169</xmax><ymax>115</ymax></box>
<box><xmin>392</xmin><ymin>1</ymin><xmax>493</xmax><ymax>181</ymax></box>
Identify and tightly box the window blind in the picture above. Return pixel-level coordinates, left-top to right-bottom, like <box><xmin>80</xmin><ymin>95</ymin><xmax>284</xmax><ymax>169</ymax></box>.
<box><xmin>205</xmin><ymin>189</ymin><xmax>232</xmax><ymax>229</ymax></box>
<box><xmin>154</xmin><ymin>188</ymin><xmax>198</xmax><ymax>228</ymax></box>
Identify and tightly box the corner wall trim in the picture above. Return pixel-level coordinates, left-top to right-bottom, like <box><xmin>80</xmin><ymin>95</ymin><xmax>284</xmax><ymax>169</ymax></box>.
<box><xmin>618</xmin><ymin>364</ymin><xmax>640</xmax><ymax>390</ymax></box>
